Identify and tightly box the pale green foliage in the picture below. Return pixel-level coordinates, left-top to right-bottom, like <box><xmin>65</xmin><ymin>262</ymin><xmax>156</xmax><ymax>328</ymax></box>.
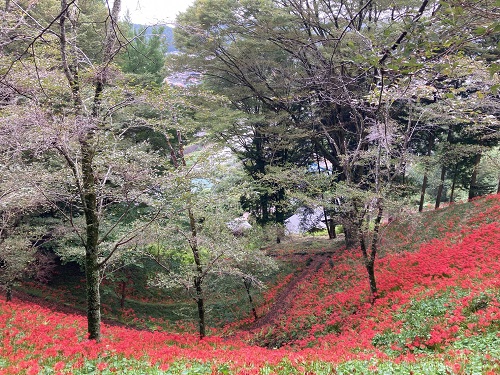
<box><xmin>0</xmin><ymin>160</ymin><xmax>49</xmax><ymax>292</ymax></box>
<box><xmin>0</xmin><ymin>235</ymin><xmax>34</xmax><ymax>291</ymax></box>
<box><xmin>147</xmin><ymin>141</ymin><xmax>276</xmax><ymax>295</ymax></box>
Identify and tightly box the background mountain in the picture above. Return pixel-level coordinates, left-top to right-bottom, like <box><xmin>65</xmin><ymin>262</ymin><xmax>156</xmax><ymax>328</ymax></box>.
<box><xmin>133</xmin><ymin>23</ymin><xmax>176</xmax><ymax>52</ymax></box>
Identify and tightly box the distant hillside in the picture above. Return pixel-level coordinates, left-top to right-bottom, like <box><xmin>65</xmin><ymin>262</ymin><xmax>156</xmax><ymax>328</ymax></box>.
<box><xmin>132</xmin><ymin>24</ymin><xmax>176</xmax><ymax>53</ymax></box>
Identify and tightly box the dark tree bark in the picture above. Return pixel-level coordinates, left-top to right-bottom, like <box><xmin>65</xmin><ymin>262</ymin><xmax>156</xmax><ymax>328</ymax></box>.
<box><xmin>326</xmin><ymin>216</ymin><xmax>336</xmax><ymax>239</ymax></box>
<box><xmin>449</xmin><ymin>164</ymin><xmax>458</xmax><ymax>204</ymax></box>
<box><xmin>419</xmin><ymin>133</ymin><xmax>434</xmax><ymax>212</ymax></box>
<box><xmin>275</xmin><ymin>187</ymin><xmax>286</xmax><ymax>243</ymax></box>
<box><xmin>6</xmin><ymin>283</ymin><xmax>12</xmax><ymax>302</ymax></box>
<box><xmin>260</xmin><ymin>193</ymin><xmax>269</xmax><ymax>223</ymax></box>
<box><xmin>81</xmin><ymin>137</ymin><xmax>101</xmax><ymax>341</ymax></box>
<box><xmin>344</xmin><ymin>221</ymin><xmax>359</xmax><ymax>249</ymax></box>
<box><xmin>177</xmin><ymin>131</ymin><xmax>206</xmax><ymax>340</ymax></box>
<box><xmin>343</xmin><ymin>204</ymin><xmax>360</xmax><ymax>249</ymax></box>
<box><xmin>435</xmin><ymin>165</ymin><xmax>447</xmax><ymax>209</ymax></box>
<box><xmin>194</xmin><ymin>275</ymin><xmax>206</xmax><ymax>339</ymax></box>
<box><xmin>468</xmin><ymin>153</ymin><xmax>482</xmax><ymax>200</ymax></box>
<box><xmin>243</xmin><ymin>277</ymin><xmax>258</xmax><ymax>321</ymax></box>
<box><xmin>119</xmin><ymin>281</ymin><xmax>126</xmax><ymax>310</ymax></box>
<box><xmin>85</xmin><ymin>249</ymin><xmax>101</xmax><ymax>340</ymax></box>
<box><xmin>58</xmin><ymin>0</ymin><xmax>122</xmax><ymax>342</ymax></box>
<box><xmin>419</xmin><ymin>174</ymin><xmax>429</xmax><ymax>212</ymax></box>
<box><xmin>315</xmin><ymin>151</ymin><xmax>336</xmax><ymax>239</ymax></box>
<box><xmin>359</xmin><ymin>199</ymin><xmax>383</xmax><ymax>303</ymax></box>
<box><xmin>435</xmin><ymin>127</ymin><xmax>453</xmax><ymax>209</ymax></box>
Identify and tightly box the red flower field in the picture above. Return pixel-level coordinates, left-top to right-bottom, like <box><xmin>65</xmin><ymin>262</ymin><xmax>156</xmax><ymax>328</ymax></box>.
<box><xmin>1</xmin><ymin>195</ymin><xmax>500</xmax><ymax>374</ymax></box>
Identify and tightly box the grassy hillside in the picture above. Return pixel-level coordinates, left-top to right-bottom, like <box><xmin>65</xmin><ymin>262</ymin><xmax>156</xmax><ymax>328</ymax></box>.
<box><xmin>1</xmin><ymin>194</ymin><xmax>500</xmax><ymax>374</ymax></box>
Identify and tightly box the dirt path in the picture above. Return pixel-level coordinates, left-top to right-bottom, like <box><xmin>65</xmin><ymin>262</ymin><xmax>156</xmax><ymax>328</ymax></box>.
<box><xmin>245</xmin><ymin>253</ymin><xmax>330</xmax><ymax>331</ymax></box>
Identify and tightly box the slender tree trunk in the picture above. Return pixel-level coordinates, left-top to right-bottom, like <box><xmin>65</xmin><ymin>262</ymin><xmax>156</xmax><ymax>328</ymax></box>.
<box><xmin>468</xmin><ymin>153</ymin><xmax>482</xmax><ymax>200</ymax></box>
<box><xmin>190</xmin><ymin>208</ymin><xmax>205</xmax><ymax>339</ymax></box>
<box><xmin>81</xmin><ymin>137</ymin><xmax>101</xmax><ymax>341</ymax></box>
<box><xmin>436</xmin><ymin>127</ymin><xmax>453</xmax><ymax>209</ymax></box>
<box><xmin>254</xmin><ymin>128</ymin><xmax>270</xmax><ymax>224</ymax></box>
<box><xmin>344</xmin><ymin>220</ymin><xmax>359</xmax><ymax>249</ymax></box>
<box><xmin>419</xmin><ymin>174</ymin><xmax>428</xmax><ymax>212</ymax></box>
<box><xmin>344</xmin><ymin>201</ymin><xmax>360</xmax><ymax>249</ymax></box>
<box><xmin>188</xmin><ymin>205</ymin><xmax>205</xmax><ymax>339</ymax></box>
<box><xmin>360</xmin><ymin>234</ymin><xmax>377</xmax><ymax>301</ymax></box>
<box><xmin>85</xmin><ymin>251</ymin><xmax>101</xmax><ymax>341</ymax></box>
<box><xmin>194</xmin><ymin>277</ymin><xmax>205</xmax><ymax>339</ymax></box>
<box><xmin>6</xmin><ymin>283</ymin><xmax>12</xmax><ymax>302</ymax></box>
<box><xmin>449</xmin><ymin>164</ymin><xmax>458</xmax><ymax>204</ymax></box>
<box><xmin>58</xmin><ymin>0</ymin><xmax>121</xmax><ymax>342</ymax></box>
<box><xmin>275</xmin><ymin>188</ymin><xmax>285</xmax><ymax>224</ymax></box>
<box><xmin>359</xmin><ymin>199</ymin><xmax>383</xmax><ymax>303</ymax></box>
<box><xmin>119</xmin><ymin>281</ymin><xmax>126</xmax><ymax>310</ymax></box>
<box><xmin>497</xmin><ymin>175</ymin><xmax>500</xmax><ymax>194</ymax></box>
<box><xmin>435</xmin><ymin>165</ymin><xmax>446</xmax><ymax>209</ymax></box>
<box><xmin>275</xmin><ymin>188</ymin><xmax>285</xmax><ymax>243</ymax></box>
<box><xmin>315</xmin><ymin>151</ymin><xmax>334</xmax><ymax>239</ymax></box>
<box><xmin>419</xmin><ymin>133</ymin><xmax>434</xmax><ymax>212</ymax></box>
<box><xmin>83</xmin><ymin>191</ymin><xmax>101</xmax><ymax>342</ymax></box>
<box><xmin>323</xmin><ymin>209</ymin><xmax>333</xmax><ymax>239</ymax></box>
<box><xmin>329</xmin><ymin>218</ymin><xmax>336</xmax><ymax>239</ymax></box>
<box><xmin>60</xmin><ymin>0</ymin><xmax>103</xmax><ymax>341</ymax></box>
<box><xmin>364</xmin><ymin>253</ymin><xmax>377</xmax><ymax>301</ymax></box>
<box><xmin>169</xmin><ymin>132</ymin><xmax>206</xmax><ymax>339</ymax></box>
<box><xmin>243</xmin><ymin>278</ymin><xmax>258</xmax><ymax>321</ymax></box>
<box><xmin>260</xmin><ymin>193</ymin><xmax>269</xmax><ymax>224</ymax></box>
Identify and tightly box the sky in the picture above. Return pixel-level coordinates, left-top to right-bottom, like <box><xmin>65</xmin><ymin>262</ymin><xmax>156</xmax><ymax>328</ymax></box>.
<box><xmin>119</xmin><ymin>0</ymin><xmax>195</xmax><ymax>25</ymax></box>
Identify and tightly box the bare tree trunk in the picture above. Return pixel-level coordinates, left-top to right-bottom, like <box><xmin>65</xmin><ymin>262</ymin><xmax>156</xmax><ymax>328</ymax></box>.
<box><xmin>419</xmin><ymin>174</ymin><xmax>428</xmax><ymax>212</ymax></box>
<box><xmin>435</xmin><ymin>165</ymin><xmax>446</xmax><ymax>209</ymax></box>
<box><xmin>6</xmin><ymin>283</ymin><xmax>12</xmax><ymax>302</ymax></box>
<box><xmin>188</xmin><ymin>193</ymin><xmax>206</xmax><ymax>339</ymax></box>
<box><xmin>85</xmin><ymin>249</ymin><xmax>101</xmax><ymax>341</ymax></box>
<box><xmin>192</xmin><ymin>243</ymin><xmax>206</xmax><ymax>339</ymax></box>
<box><xmin>260</xmin><ymin>193</ymin><xmax>269</xmax><ymax>224</ymax></box>
<box><xmin>449</xmin><ymin>164</ymin><xmax>458</xmax><ymax>204</ymax></box>
<box><xmin>188</xmin><ymin>204</ymin><xmax>206</xmax><ymax>339</ymax></box>
<box><xmin>175</xmin><ymin>129</ymin><xmax>206</xmax><ymax>339</ymax></box>
<box><xmin>344</xmin><ymin>220</ymin><xmax>359</xmax><ymax>249</ymax></box>
<box><xmin>468</xmin><ymin>153</ymin><xmax>482</xmax><ymax>200</ymax></box>
<box><xmin>243</xmin><ymin>277</ymin><xmax>258</xmax><ymax>321</ymax></box>
<box><xmin>419</xmin><ymin>133</ymin><xmax>434</xmax><ymax>212</ymax></box>
<box><xmin>81</xmin><ymin>135</ymin><xmax>101</xmax><ymax>341</ymax></box>
<box><xmin>343</xmin><ymin>202</ymin><xmax>360</xmax><ymax>249</ymax></box>
<box><xmin>275</xmin><ymin>188</ymin><xmax>285</xmax><ymax>243</ymax></box>
<box><xmin>436</xmin><ymin>127</ymin><xmax>453</xmax><ymax>209</ymax></box>
<box><xmin>58</xmin><ymin>0</ymin><xmax>121</xmax><ymax>342</ymax></box>
<box><xmin>323</xmin><ymin>209</ymin><xmax>333</xmax><ymax>239</ymax></box>
<box><xmin>194</xmin><ymin>276</ymin><xmax>205</xmax><ymax>339</ymax></box>
<box><xmin>315</xmin><ymin>151</ymin><xmax>335</xmax><ymax>239</ymax></box>
<box><xmin>329</xmin><ymin>218</ymin><xmax>336</xmax><ymax>239</ymax></box>
<box><xmin>119</xmin><ymin>281</ymin><xmax>126</xmax><ymax>310</ymax></box>
<box><xmin>359</xmin><ymin>199</ymin><xmax>383</xmax><ymax>303</ymax></box>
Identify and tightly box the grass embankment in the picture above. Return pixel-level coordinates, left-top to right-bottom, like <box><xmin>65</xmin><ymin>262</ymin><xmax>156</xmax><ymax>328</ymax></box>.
<box><xmin>1</xmin><ymin>195</ymin><xmax>500</xmax><ymax>374</ymax></box>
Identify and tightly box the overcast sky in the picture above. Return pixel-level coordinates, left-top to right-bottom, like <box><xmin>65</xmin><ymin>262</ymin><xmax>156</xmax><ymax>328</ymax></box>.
<box><xmin>119</xmin><ymin>0</ymin><xmax>195</xmax><ymax>25</ymax></box>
